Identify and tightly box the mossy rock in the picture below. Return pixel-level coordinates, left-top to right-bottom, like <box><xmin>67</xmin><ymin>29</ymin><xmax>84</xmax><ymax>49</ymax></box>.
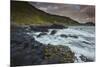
<box><xmin>43</xmin><ymin>45</ymin><xmax>75</xmax><ymax>63</ymax></box>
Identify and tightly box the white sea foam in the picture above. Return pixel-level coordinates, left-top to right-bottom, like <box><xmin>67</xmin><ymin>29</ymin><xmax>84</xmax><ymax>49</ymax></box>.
<box><xmin>28</xmin><ymin>26</ymin><xmax>95</xmax><ymax>62</ymax></box>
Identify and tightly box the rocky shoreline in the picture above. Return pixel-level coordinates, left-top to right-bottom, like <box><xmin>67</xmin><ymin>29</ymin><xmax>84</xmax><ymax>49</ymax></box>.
<box><xmin>11</xmin><ymin>24</ymin><xmax>94</xmax><ymax>66</ymax></box>
<box><xmin>11</xmin><ymin>24</ymin><xmax>75</xmax><ymax>66</ymax></box>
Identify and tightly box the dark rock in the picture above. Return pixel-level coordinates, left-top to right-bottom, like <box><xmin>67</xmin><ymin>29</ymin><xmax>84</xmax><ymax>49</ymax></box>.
<box><xmin>68</xmin><ymin>35</ymin><xmax>78</xmax><ymax>38</ymax></box>
<box><xmin>82</xmin><ymin>41</ymin><xmax>91</xmax><ymax>45</ymax></box>
<box><xmin>11</xmin><ymin>25</ymin><xmax>45</xmax><ymax>66</ymax></box>
<box><xmin>29</xmin><ymin>24</ymin><xmax>65</xmax><ymax>32</ymax></box>
<box><xmin>50</xmin><ymin>30</ymin><xmax>57</xmax><ymax>35</ymax></box>
<box><xmin>60</xmin><ymin>34</ymin><xmax>68</xmax><ymax>38</ymax></box>
<box><xmin>11</xmin><ymin>24</ymin><xmax>31</xmax><ymax>33</ymax></box>
<box><xmin>80</xmin><ymin>55</ymin><xmax>94</xmax><ymax>62</ymax></box>
<box><xmin>49</xmin><ymin>24</ymin><xmax>65</xmax><ymax>29</ymax></box>
<box><xmin>37</xmin><ymin>32</ymin><xmax>47</xmax><ymax>37</ymax></box>
<box><xmin>29</xmin><ymin>25</ymin><xmax>48</xmax><ymax>32</ymax></box>
<box><xmin>11</xmin><ymin>25</ymin><xmax>75</xmax><ymax>66</ymax></box>
<box><xmin>84</xmin><ymin>22</ymin><xmax>95</xmax><ymax>26</ymax></box>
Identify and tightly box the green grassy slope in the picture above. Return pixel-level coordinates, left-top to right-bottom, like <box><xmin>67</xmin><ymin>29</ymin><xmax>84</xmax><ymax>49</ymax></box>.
<box><xmin>11</xmin><ymin>1</ymin><xmax>82</xmax><ymax>25</ymax></box>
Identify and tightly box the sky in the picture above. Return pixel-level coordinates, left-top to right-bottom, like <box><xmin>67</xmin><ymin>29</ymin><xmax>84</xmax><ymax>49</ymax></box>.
<box><xmin>30</xmin><ymin>2</ymin><xmax>95</xmax><ymax>23</ymax></box>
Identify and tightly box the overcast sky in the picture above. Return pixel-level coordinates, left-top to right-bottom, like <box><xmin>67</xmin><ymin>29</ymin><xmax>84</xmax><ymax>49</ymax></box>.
<box><xmin>30</xmin><ymin>2</ymin><xmax>95</xmax><ymax>23</ymax></box>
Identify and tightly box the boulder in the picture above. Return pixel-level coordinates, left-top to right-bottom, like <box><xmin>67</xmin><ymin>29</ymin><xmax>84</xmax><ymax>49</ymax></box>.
<box><xmin>80</xmin><ymin>55</ymin><xmax>94</xmax><ymax>62</ymax></box>
<box><xmin>37</xmin><ymin>32</ymin><xmax>47</xmax><ymax>37</ymax></box>
<box><xmin>60</xmin><ymin>34</ymin><xmax>68</xmax><ymax>38</ymax></box>
<box><xmin>50</xmin><ymin>30</ymin><xmax>57</xmax><ymax>35</ymax></box>
<box><xmin>68</xmin><ymin>35</ymin><xmax>78</xmax><ymax>38</ymax></box>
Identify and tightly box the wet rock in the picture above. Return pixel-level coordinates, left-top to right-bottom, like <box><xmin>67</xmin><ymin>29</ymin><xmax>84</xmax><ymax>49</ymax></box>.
<box><xmin>11</xmin><ymin>25</ymin><xmax>75</xmax><ymax>66</ymax></box>
<box><xmin>84</xmin><ymin>22</ymin><xmax>95</xmax><ymax>26</ymax></box>
<box><xmin>60</xmin><ymin>34</ymin><xmax>68</xmax><ymax>38</ymax></box>
<box><xmin>29</xmin><ymin>24</ymin><xmax>65</xmax><ymax>32</ymax></box>
<box><xmin>68</xmin><ymin>35</ymin><xmax>78</xmax><ymax>38</ymax></box>
<box><xmin>37</xmin><ymin>32</ymin><xmax>47</xmax><ymax>37</ymax></box>
<box><xmin>11</xmin><ymin>25</ymin><xmax>44</xmax><ymax>66</ymax></box>
<box><xmin>11</xmin><ymin>24</ymin><xmax>31</xmax><ymax>33</ymax></box>
<box><xmin>82</xmin><ymin>41</ymin><xmax>91</xmax><ymax>45</ymax></box>
<box><xmin>50</xmin><ymin>30</ymin><xmax>57</xmax><ymax>35</ymax></box>
<box><xmin>80</xmin><ymin>55</ymin><xmax>94</xmax><ymax>62</ymax></box>
<box><xmin>29</xmin><ymin>25</ymin><xmax>48</xmax><ymax>32</ymax></box>
<box><xmin>49</xmin><ymin>24</ymin><xmax>65</xmax><ymax>29</ymax></box>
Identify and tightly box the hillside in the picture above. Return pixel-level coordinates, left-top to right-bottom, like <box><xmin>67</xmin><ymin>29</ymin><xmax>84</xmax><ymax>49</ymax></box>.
<box><xmin>11</xmin><ymin>1</ymin><xmax>94</xmax><ymax>26</ymax></box>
